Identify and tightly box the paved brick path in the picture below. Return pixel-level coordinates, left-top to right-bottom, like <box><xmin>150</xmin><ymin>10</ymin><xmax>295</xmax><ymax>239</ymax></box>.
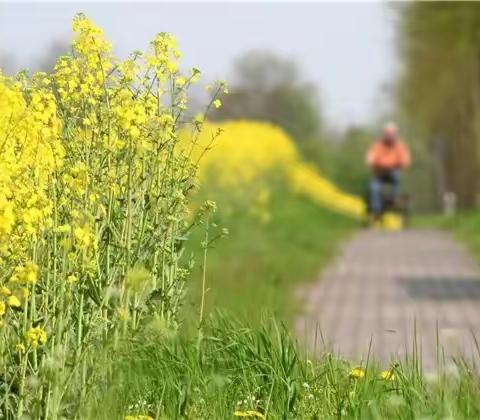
<box><xmin>297</xmin><ymin>230</ymin><xmax>480</xmax><ymax>368</ymax></box>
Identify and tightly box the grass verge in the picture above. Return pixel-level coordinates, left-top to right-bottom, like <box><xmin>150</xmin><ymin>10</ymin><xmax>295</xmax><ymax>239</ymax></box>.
<box><xmin>184</xmin><ymin>189</ymin><xmax>358</xmax><ymax>325</ymax></box>
<box><xmin>87</xmin><ymin>314</ymin><xmax>480</xmax><ymax>419</ymax></box>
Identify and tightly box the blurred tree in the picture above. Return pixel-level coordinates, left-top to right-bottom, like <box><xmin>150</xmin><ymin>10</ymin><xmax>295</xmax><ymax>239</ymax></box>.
<box><xmin>332</xmin><ymin>127</ymin><xmax>372</xmax><ymax>197</ymax></box>
<box><xmin>0</xmin><ymin>51</ymin><xmax>16</xmax><ymax>74</ymax></box>
<box><xmin>35</xmin><ymin>40</ymin><xmax>69</xmax><ymax>72</ymax></box>
<box><xmin>402</xmin><ymin>136</ymin><xmax>438</xmax><ymax>213</ymax></box>
<box><xmin>299</xmin><ymin>126</ymin><xmax>373</xmax><ymax>197</ymax></box>
<box><xmin>212</xmin><ymin>50</ymin><xmax>322</xmax><ymax>143</ymax></box>
<box><xmin>232</xmin><ymin>50</ymin><xmax>299</xmax><ymax>93</ymax></box>
<box><xmin>397</xmin><ymin>2</ymin><xmax>480</xmax><ymax>208</ymax></box>
<box><xmin>0</xmin><ymin>40</ymin><xmax>68</xmax><ymax>75</ymax></box>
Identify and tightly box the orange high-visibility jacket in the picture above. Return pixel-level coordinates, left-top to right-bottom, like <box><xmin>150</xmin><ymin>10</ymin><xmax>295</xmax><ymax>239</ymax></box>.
<box><xmin>366</xmin><ymin>139</ymin><xmax>411</xmax><ymax>170</ymax></box>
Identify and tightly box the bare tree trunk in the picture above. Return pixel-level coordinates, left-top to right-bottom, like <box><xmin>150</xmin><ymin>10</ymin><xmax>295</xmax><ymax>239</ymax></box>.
<box><xmin>430</xmin><ymin>132</ymin><xmax>447</xmax><ymax>209</ymax></box>
<box><xmin>470</xmin><ymin>51</ymin><xmax>480</xmax><ymax>207</ymax></box>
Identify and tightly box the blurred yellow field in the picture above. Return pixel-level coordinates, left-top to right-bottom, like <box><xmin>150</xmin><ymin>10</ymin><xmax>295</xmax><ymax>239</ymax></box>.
<box><xmin>192</xmin><ymin>121</ymin><xmax>369</xmax><ymax>220</ymax></box>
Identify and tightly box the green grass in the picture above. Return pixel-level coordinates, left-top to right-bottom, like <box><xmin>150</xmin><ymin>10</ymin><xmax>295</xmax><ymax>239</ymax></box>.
<box><xmin>82</xmin><ymin>202</ymin><xmax>480</xmax><ymax>420</ymax></box>
<box><xmin>184</xmin><ymin>188</ymin><xmax>358</xmax><ymax>325</ymax></box>
<box><xmin>413</xmin><ymin>211</ymin><xmax>480</xmax><ymax>259</ymax></box>
<box><xmin>86</xmin><ymin>314</ymin><xmax>480</xmax><ymax>419</ymax></box>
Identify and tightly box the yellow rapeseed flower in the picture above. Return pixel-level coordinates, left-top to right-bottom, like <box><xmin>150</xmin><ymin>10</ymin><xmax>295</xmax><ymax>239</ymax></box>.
<box><xmin>0</xmin><ymin>301</ymin><xmax>5</xmax><ymax>316</ymax></box>
<box><xmin>11</xmin><ymin>262</ymin><xmax>39</xmax><ymax>284</ymax></box>
<box><xmin>74</xmin><ymin>225</ymin><xmax>92</xmax><ymax>248</ymax></box>
<box><xmin>20</xmin><ymin>287</ymin><xmax>30</xmax><ymax>300</ymax></box>
<box><xmin>24</xmin><ymin>262</ymin><xmax>39</xmax><ymax>283</ymax></box>
<box><xmin>26</xmin><ymin>326</ymin><xmax>47</xmax><ymax>348</ymax></box>
<box><xmin>0</xmin><ymin>209</ymin><xmax>14</xmax><ymax>235</ymax></box>
<box><xmin>56</xmin><ymin>224</ymin><xmax>71</xmax><ymax>233</ymax></box>
<box><xmin>7</xmin><ymin>296</ymin><xmax>21</xmax><ymax>308</ymax></box>
<box><xmin>0</xmin><ymin>286</ymin><xmax>11</xmax><ymax>296</ymax></box>
<box><xmin>176</xmin><ymin>76</ymin><xmax>186</xmax><ymax>87</ymax></box>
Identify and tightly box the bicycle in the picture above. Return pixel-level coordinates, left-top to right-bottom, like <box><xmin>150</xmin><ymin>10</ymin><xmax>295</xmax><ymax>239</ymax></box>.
<box><xmin>364</xmin><ymin>180</ymin><xmax>410</xmax><ymax>229</ymax></box>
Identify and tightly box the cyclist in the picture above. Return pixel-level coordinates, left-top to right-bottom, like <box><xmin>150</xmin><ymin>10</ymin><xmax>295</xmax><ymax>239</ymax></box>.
<box><xmin>366</xmin><ymin>122</ymin><xmax>411</xmax><ymax>220</ymax></box>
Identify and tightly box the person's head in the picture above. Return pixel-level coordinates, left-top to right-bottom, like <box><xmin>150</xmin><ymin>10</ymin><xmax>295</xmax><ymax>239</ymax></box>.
<box><xmin>382</xmin><ymin>122</ymin><xmax>398</xmax><ymax>145</ymax></box>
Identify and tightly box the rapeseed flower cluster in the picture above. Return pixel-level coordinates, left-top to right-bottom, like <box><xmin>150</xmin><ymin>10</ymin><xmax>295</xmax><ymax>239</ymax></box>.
<box><xmin>26</xmin><ymin>326</ymin><xmax>48</xmax><ymax>348</ymax></box>
<box><xmin>0</xmin><ymin>14</ymin><xmax>222</xmax><ymax>418</ymax></box>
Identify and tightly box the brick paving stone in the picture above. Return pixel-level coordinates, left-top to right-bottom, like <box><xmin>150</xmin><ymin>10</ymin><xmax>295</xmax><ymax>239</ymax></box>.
<box><xmin>297</xmin><ymin>230</ymin><xmax>480</xmax><ymax>369</ymax></box>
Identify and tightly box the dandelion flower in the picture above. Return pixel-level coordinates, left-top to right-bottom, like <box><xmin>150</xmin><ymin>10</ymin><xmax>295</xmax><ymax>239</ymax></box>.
<box><xmin>350</xmin><ymin>367</ymin><xmax>366</xmax><ymax>379</ymax></box>
<box><xmin>124</xmin><ymin>416</ymin><xmax>153</xmax><ymax>420</ymax></box>
<box><xmin>234</xmin><ymin>411</ymin><xmax>265</xmax><ymax>419</ymax></box>
<box><xmin>381</xmin><ymin>369</ymin><xmax>395</xmax><ymax>381</ymax></box>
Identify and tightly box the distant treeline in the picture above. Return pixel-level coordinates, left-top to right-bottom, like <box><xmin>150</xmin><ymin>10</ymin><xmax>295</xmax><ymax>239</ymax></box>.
<box><xmin>397</xmin><ymin>2</ymin><xmax>480</xmax><ymax>209</ymax></box>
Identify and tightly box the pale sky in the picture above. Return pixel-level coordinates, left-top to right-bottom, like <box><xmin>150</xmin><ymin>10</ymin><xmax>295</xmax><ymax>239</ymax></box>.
<box><xmin>0</xmin><ymin>1</ymin><xmax>397</xmax><ymax>127</ymax></box>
